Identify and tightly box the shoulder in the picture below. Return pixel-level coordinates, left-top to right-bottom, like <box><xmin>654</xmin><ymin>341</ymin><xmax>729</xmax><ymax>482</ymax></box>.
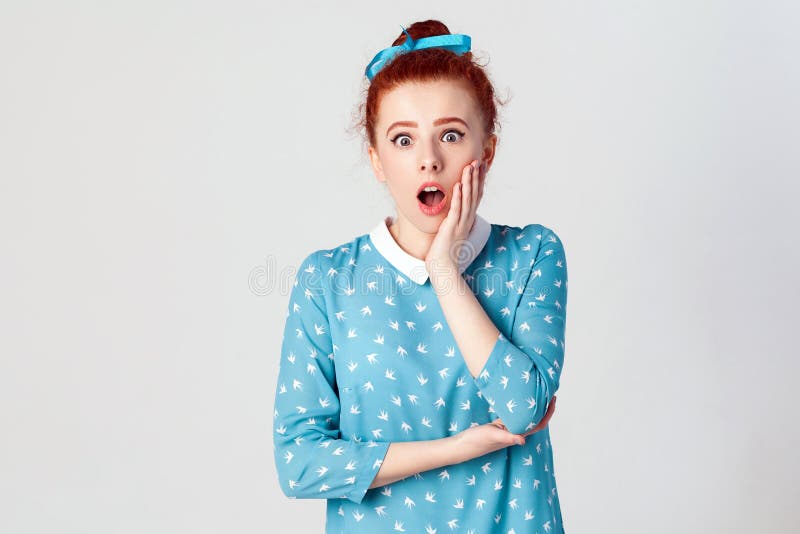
<box><xmin>488</xmin><ymin>221</ymin><xmax>564</xmax><ymax>258</ymax></box>
<box><xmin>292</xmin><ymin>231</ymin><xmax>373</xmax><ymax>293</ymax></box>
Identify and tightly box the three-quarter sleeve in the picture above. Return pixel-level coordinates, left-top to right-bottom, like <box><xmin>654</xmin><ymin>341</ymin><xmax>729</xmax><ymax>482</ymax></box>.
<box><xmin>272</xmin><ymin>251</ymin><xmax>390</xmax><ymax>504</ymax></box>
<box><xmin>473</xmin><ymin>225</ymin><xmax>569</xmax><ymax>435</ymax></box>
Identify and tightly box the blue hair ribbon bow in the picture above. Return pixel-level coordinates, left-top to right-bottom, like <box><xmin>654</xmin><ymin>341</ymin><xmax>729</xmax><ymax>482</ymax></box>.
<box><xmin>365</xmin><ymin>25</ymin><xmax>472</xmax><ymax>81</ymax></box>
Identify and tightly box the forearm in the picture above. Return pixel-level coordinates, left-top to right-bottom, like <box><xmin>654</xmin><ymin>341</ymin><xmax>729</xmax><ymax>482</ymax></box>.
<box><xmin>430</xmin><ymin>264</ymin><xmax>500</xmax><ymax>379</ymax></box>
<box><xmin>368</xmin><ymin>435</ymin><xmax>462</xmax><ymax>489</ymax></box>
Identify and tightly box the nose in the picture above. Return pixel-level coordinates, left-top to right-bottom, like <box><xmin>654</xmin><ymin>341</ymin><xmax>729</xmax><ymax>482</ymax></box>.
<box><xmin>419</xmin><ymin>138</ymin><xmax>442</xmax><ymax>173</ymax></box>
<box><xmin>419</xmin><ymin>156</ymin><xmax>441</xmax><ymax>172</ymax></box>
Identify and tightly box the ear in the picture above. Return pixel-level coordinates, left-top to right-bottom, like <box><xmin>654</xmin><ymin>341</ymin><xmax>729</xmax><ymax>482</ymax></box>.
<box><xmin>481</xmin><ymin>133</ymin><xmax>498</xmax><ymax>170</ymax></box>
<box><xmin>368</xmin><ymin>145</ymin><xmax>386</xmax><ymax>183</ymax></box>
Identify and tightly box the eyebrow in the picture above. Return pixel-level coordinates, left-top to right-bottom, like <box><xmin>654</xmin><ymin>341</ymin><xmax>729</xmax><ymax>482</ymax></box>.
<box><xmin>386</xmin><ymin>117</ymin><xmax>469</xmax><ymax>136</ymax></box>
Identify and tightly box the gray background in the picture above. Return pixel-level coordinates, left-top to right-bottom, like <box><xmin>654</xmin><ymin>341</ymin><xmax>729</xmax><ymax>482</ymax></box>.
<box><xmin>2</xmin><ymin>1</ymin><xmax>799</xmax><ymax>532</ymax></box>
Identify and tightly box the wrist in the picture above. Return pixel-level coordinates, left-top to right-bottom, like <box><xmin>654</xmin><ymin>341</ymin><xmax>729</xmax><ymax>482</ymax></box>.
<box><xmin>427</xmin><ymin>260</ymin><xmax>459</xmax><ymax>290</ymax></box>
<box><xmin>442</xmin><ymin>433</ymin><xmax>466</xmax><ymax>464</ymax></box>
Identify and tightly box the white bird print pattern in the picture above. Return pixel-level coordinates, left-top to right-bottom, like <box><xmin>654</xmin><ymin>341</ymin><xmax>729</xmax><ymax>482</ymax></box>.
<box><xmin>273</xmin><ymin>217</ymin><xmax>568</xmax><ymax>533</ymax></box>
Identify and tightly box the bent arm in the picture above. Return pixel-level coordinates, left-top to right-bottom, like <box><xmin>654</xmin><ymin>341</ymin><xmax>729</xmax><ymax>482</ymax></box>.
<box><xmin>434</xmin><ymin>225</ymin><xmax>569</xmax><ymax>435</ymax></box>
<box><xmin>368</xmin><ymin>417</ymin><xmax>542</xmax><ymax>490</ymax></box>
<box><xmin>274</xmin><ymin>251</ymin><xmax>390</xmax><ymax>504</ymax></box>
<box><xmin>474</xmin><ymin>226</ymin><xmax>568</xmax><ymax>434</ymax></box>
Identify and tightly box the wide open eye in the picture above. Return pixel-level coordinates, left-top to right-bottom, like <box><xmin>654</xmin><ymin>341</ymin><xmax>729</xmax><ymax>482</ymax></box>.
<box><xmin>442</xmin><ymin>129</ymin><xmax>465</xmax><ymax>143</ymax></box>
<box><xmin>390</xmin><ymin>134</ymin><xmax>412</xmax><ymax>147</ymax></box>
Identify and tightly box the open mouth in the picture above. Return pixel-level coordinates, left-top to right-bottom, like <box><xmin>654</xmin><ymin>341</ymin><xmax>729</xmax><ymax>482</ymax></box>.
<box><xmin>416</xmin><ymin>182</ymin><xmax>448</xmax><ymax>216</ymax></box>
<box><xmin>417</xmin><ymin>187</ymin><xmax>445</xmax><ymax>207</ymax></box>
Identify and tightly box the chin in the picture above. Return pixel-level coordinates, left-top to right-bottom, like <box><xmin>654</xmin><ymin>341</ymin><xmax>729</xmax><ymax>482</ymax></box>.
<box><xmin>396</xmin><ymin>201</ymin><xmax>448</xmax><ymax>233</ymax></box>
<box><xmin>416</xmin><ymin>213</ymin><xmax>447</xmax><ymax>233</ymax></box>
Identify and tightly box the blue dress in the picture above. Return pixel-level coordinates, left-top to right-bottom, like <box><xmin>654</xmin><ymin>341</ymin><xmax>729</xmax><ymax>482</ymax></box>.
<box><xmin>273</xmin><ymin>214</ymin><xmax>569</xmax><ymax>533</ymax></box>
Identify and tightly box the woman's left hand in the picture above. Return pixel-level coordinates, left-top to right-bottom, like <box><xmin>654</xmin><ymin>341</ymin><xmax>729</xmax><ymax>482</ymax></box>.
<box><xmin>425</xmin><ymin>158</ymin><xmax>487</xmax><ymax>282</ymax></box>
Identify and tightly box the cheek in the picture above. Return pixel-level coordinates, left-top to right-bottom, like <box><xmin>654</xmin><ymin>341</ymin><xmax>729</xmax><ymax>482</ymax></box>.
<box><xmin>379</xmin><ymin>162</ymin><xmax>416</xmax><ymax>200</ymax></box>
<box><xmin>383</xmin><ymin>180</ymin><xmax>415</xmax><ymax>204</ymax></box>
<box><xmin>382</xmin><ymin>155</ymin><xmax>410</xmax><ymax>173</ymax></box>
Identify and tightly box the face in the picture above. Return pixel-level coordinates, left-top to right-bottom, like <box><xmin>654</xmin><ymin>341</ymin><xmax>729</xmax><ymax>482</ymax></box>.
<box><xmin>368</xmin><ymin>79</ymin><xmax>497</xmax><ymax>235</ymax></box>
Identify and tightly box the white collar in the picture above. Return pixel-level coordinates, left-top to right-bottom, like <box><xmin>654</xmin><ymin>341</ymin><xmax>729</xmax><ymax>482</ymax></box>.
<box><xmin>368</xmin><ymin>213</ymin><xmax>492</xmax><ymax>285</ymax></box>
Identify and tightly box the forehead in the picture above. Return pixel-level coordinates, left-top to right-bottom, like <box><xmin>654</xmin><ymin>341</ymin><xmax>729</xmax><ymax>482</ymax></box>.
<box><xmin>377</xmin><ymin>79</ymin><xmax>480</xmax><ymax>124</ymax></box>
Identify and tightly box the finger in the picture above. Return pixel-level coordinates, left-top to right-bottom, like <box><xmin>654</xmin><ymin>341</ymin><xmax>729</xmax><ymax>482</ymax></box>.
<box><xmin>477</xmin><ymin>161</ymin><xmax>486</xmax><ymax>206</ymax></box>
<box><xmin>466</xmin><ymin>161</ymin><xmax>479</xmax><ymax>227</ymax></box>
<box><xmin>495</xmin><ymin>425</ymin><xmax>523</xmax><ymax>446</ymax></box>
<box><xmin>521</xmin><ymin>397</ymin><xmax>557</xmax><ymax>437</ymax></box>
<box><xmin>538</xmin><ymin>403</ymin><xmax>555</xmax><ymax>428</ymax></box>
<box><xmin>521</xmin><ymin>425</ymin><xmax>539</xmax><ymax>438</ymax></box>
<box><xmin>472</xmin><ymin>161</ymin><xmax>480</xmax><ymax>208</ymax></box>
<box><xmin>491</xmin><ymin>421</ymin><xmax>524</xmax><ymax>445</ymax></box>
<box><xmin>465</xmin><ymin>161</ymin><xmax>478</xmax><ymax>230</ymax></box>
<box><xmin>450</xmin><ymin>182</ymin><xmax>462</xmax><ymax>223</ymax></box>
<box><xmin>545</xmin><ymin>395</ymin><xmax>556</xmax><ymax>416</ymax></box>
<box><xmin>460</xmin><ymin>165</ymin><xmax>472</xmax><ymax>230</ymax></box>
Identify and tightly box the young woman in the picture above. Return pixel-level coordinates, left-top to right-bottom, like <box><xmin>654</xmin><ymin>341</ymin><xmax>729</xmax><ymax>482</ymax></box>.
<box><xmin>273</xmin><ymin>20</ymin><xmax>569</xmax><ymax>533</ymax></box>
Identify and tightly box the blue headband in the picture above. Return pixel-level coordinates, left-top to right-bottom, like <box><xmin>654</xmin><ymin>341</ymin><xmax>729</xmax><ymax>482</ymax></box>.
<box><xmin>365</xmin><ymin>26</ymin><xmax>472</xmax><ymax>81</ymax></box>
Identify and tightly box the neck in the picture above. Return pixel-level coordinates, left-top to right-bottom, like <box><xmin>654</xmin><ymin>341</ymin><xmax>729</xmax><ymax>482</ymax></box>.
<box><xmin>388</xmin><ymin>213</ymin><xmax>435</xmax><ymax>261</ymax></box>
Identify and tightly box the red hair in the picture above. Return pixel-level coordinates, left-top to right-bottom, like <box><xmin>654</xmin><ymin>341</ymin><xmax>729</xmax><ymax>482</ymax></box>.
<box><xmin>354</xmin><ymin>20</ymin><xmax>508</xmax><ymax>150</ymax></box>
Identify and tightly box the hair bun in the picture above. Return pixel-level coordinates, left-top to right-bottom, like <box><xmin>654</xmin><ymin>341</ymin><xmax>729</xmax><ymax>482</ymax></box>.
<box><xmin>392</xmin><ymin>19</ymin><xmax>452</xmax><ymax>46</ymax></box>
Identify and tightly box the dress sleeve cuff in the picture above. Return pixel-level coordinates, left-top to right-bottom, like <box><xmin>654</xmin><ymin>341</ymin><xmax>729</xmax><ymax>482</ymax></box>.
<box><xmin>474</xmin><ymin>331</ymin><xmax>510</xmax><ymax>386</ymax></box>
<box><xmin>344</xmin><ymin>440</ymin><xmax>391</xmax><ymax>504</ymax></box>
